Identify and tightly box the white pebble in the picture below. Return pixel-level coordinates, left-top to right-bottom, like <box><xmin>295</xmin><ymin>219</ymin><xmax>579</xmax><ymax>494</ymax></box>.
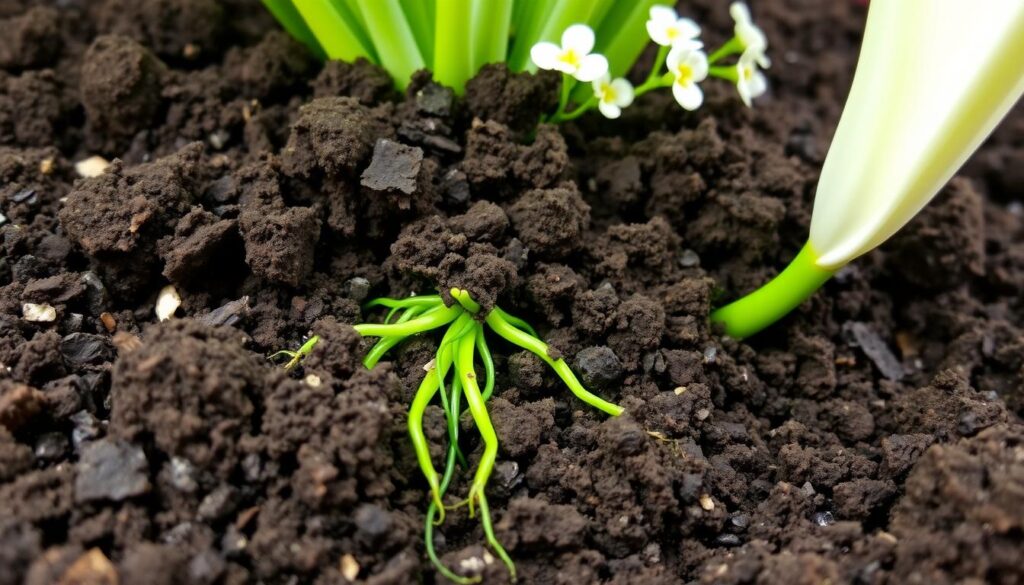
<box><xmin>74</xmin><ymin>156</ymin><xmax>110</xmax><ymax>178</ymax></box>
<box><xmin>22</xmin><ymin>303</ymin><xmax>57</xmax><ymax>322</ymax></box>
<box><xmin>339</xmin><ymin>553</ymin><xmax>359</xmax><ymax>581</ymax></box>
<box><xmin>699</xmin><ymin>494</ymin><xmax>715</xmax><ymax>511</ymax></box>
<box><xmin>155</xmin><ymin>285</ymin><xmax>181</xmax><ymax>321</ymax></box>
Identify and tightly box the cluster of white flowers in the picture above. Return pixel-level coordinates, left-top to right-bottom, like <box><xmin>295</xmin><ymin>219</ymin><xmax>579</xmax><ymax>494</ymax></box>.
<box><xmin>530</xmin><ymin>2</ymin><xmax>771</xmax><ymax>120</ymax></box>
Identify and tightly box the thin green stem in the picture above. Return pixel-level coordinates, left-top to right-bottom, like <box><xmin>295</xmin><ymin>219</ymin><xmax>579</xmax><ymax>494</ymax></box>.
<box><xmin>475</xmin><ymin>324</ymin><xmax>495</xmax><ymax>400</ymax></box>
<box><xmin>485</xmin><ymin>312</ymin><xmax>624</xmax><ymax>417</ymax></box>
<box><xmin>708</xmin><ymin>36</ymin><xmax>744</xmax><ymax>64</ymax></box>
<box><xmin>436</xmin><ymin>312</ymin><xmax>476</xmax><ymax>468</ymax></box>
<box><xmin>641</xmin><ymin>44</ymin><xmax>670</xmax><ymax>88</ymax></box>
<box><xmin>364</xmin><ymin>306</ymin><xmax>430</xmax><ymax>368</ymax></box>
<box><xmin>477</xmin><ymin>493</ymin><xmax>516</xmax><ymax>581</ymax></box>
<box><xmin>710</xmin><ymin>242</ymin><xmax>835</xmax><ymax>339</ymax></box>
<box><xmin>550</xmin><ymin>95</ymin><xmax>598</xmax><ymax>122</ymax></box>
<box><xmin>491</xmin><ymin>307</ymin><xmax>537</xmax><ymax>338</ymax></box>
<box><xmin>353</xmin><ymin>304</ymin><xmax>460</xmax><ymax>338</ymax></box>
<box><xmin>356</xmin><ymin>0</ymin><xmax>425</xmax><ymax>90</ymax></box>
<box><xmin>456</xmin><ymin>332</ymin><xmax>498</xmax><ymax>520</ymax></box>
<box><xmin>365</xmin><ymin>295</ymin><xmax>444</xmax><ymax>310</ymax></box>
<box><xmin>708</xmin><ymin>65</ymin><xmax>739</xmax><ymax>83</ymax></box>
<box><xmin>409</xmin><ymin>368</ymin><xmax>446</xmax><ymax>522</ymax></box>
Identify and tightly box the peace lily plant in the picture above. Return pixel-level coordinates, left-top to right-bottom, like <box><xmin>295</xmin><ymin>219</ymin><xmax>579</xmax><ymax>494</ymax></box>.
<box><xmin>712</xmin><ymin>0</ymin><xmax>1024</xmax><ymax>339</ymax></box>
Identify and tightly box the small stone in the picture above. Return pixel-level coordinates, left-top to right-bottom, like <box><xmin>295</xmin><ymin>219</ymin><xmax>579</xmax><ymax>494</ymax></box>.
<box><xmin>75</xmin><ymin>439</ymin><xmax>151</xmax><ymax>503</ymax></box>
<box><xmin>58</xmin><ymin>548</ymin><xmax>118</xmax><ymax>585</ymax></box>
<box><xmin>22</xmin><ymin>302</ymin><xmax>57</xmax><ymax>322</ymax></box>
<box><xmin>727</xmin><ymin>513</ymin><xmax>750</xmax><ymax>532</ymax></box>
<box><xmin>188</xmin><ymin>550</ymin><xmax>226</xmax><ymax>584</ymax></box>
<box><xmin>354</xmin><ymin>504</ymin><xmax>392</xmax><ymax>543</ymax></box>
<box><xmin>344</xmin><ymin>277</ymin><xmax>371</xmax><ymax>302</ymax></box>
<box><xmin>715</xmin><ymin>533</ymin><xmax>742</xmax><ymax>547</ymax></box>
<box><xmin>415</xmin><ymin>83</ymin><xmax>454</xmax><ymax>116</ymax></box>
<box><xmin>699</xmin><ymin>494</ymin><xmax>715</xmax><ymax>511</ymax></box>
<box><xmin>0</xmin><ymin>383</ymin><xmax>46</xmax><ymax>431</ymax></box>
<box><xmin>34</xmin><ymin>432</ymin><xmax>69</xmax><ymax>461</ymax></box>
<box><xmin>494</xmin><ymin>460</ymin><xmax>522</xmax><ymax>492</ymax></box>
<box><xmin>696</xmin><ymin>408</ymin><xmax>711</xmax><ymax>421</ymax></box>
<box><xmin>442</xmin><ymin>168</ymin><xmax>470</xmax><ymax>202</ymax></box>
<box><xmin>155</xmin><ymin>285</ymin><xmax>181</xmax><ymax>321</ymax></box>
<box><xmin>70</xmin><ymin>410</ymin><xmax>105</xmax><ymax>448</ymax></box>
<box><xmin>208</xmin><ymin>129</ymin><xmax>230</xmax><ymax>150</ymax></box>
<box><xmin>703</xmin><ymin>346</ymin><xmax>718</xmax><ymax>364</ymax></box>
<box><xmin>81</xmin><ymin>272</ymin><xmax>110</xmax><ymax>315</ymax></box>
<box><xmin>575</xmin><ymin>346</ymin><xmax>624</xmax><ymax>389</ymax></box>
<box><xmin>100</xmin><ymin>312</ymin><xmax>117</xmax><ymax>332</ymax></box>
<box><xmin>340</xmin><ymin>553</ymin><xmax>360</xmax><ymax>581</ymax></box>
<box><xmin>813</xmin><ymin>511</ymin><xmax>835</xmax><ymax>526</ymax></box>
<box><xmin>304</xmin><ymin>374</ymin><xmax>322</xmax><ymax>387</ymax></box>
<box><xmin>59</xmin><ymin>333</ymin><xmax>115</xmax><ymax>366</ymax></box>
<box><xmin>168</xmin><ymin>457</ymin><xmax>199</xmax><ymax>492</ymax></box>
<box><xmin>74</xmin><ymin>156</ymin><xmax>110</xmax><ymax>178</ymax></box>
<box><xmin>360</xmin><ymin>139</ymin><xmax>423</xmax><ymax>196</ymax></box>
<box><xmin>40</xmin><ymin>157</ymin><xmax>55</xmax><ymax>174</ymax></box>
<box><xmin>674</xmin><ymin>386</ymin><xmax>687</xmax><ymax>395</ymax></box>
<box><xmin>10</xmin><ymin>188</ymin><xmax>37</xmax><ymax>204</ymax></box>
<box><xmin>680</xmin><ymin>249</ymin><xmax>701</xmax><ymax>267</ymax></box>
<box><xmin>198</xmin><ymin>485</ymin><xmax>239</xmax><ymax>521</ymax></box>
<box><xmin>0</xmin><ymin>211</ymin><xmax>7</xmax><ymax>226</ymax></box>
<box><xmin>843</xmin><ymin>322</ymin><xmax>904</xmax><ymax>381</ymax></box>
<box><xmin>199</xmin><ymin>297</ymin><xmax>250</xmax><ymax>327</ymax></box>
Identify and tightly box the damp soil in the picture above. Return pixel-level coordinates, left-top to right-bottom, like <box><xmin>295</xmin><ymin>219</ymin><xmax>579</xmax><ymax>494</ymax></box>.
<box><xmin>2</xmin><ymin>1</ymin><xmax>1024</xmax><ymax>584</ymax></box>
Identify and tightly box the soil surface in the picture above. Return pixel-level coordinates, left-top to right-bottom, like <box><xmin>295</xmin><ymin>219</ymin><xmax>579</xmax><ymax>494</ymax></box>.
<box><xmin>2</xmin><ymin>1</ymin><xmax>1023</xmax><ymax>584</ymax></box>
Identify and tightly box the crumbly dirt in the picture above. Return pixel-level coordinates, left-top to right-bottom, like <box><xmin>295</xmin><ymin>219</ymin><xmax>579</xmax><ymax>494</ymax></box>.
<box><xmin>1</xmin><ymin>0</ymin><xmax>1023</xmax><ymax>584</ymax></box>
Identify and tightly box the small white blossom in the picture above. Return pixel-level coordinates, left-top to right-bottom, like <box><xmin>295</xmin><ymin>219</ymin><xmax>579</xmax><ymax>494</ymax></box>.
<box><xmin>530</xmin><ymin>24</ymin><xmax>609</xmax><ymax>82</ymax></box>
<box><xmin>645</xmin><ymin>5</ymin><xmax>702</xmax><ymax>49</ymax></box>
<box><xmin>736</xmin><ymin>49</ymin><xmax>768</xmax><ymax>107</ymax></box>
<box><xmin>592</xmin><ymin>74</ymin><xmax>635</xmax><ymax>119</ymax></box>
<box><xmin>730</xmin><ymin>2</ymin><xmax>768</xmax><ymax>53</ymax></box>
<box><xmin>667</xmin><ymin>47</ymin><xmax>708</xmax><ymax>111</ymax></box>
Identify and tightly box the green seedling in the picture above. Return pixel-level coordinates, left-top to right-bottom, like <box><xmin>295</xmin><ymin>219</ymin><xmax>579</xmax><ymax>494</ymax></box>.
<box><xmin>350</xmin><ymin>288</ymin><xmax>622</xmax><ymax>582</ymax></box>
<box><xmin>268</xmin><ymin>334</ymin><xmax>321</xmax><ymax>371</ymax></box>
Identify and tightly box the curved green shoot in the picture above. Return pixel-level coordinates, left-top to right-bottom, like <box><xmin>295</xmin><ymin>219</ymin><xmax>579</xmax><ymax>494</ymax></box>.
<box><xmin>291</xmin><ymin>0</ymin><xmax>375</xmax><ymax>62</ymax></box>
<box><xmin>401</xmin><ymin>0</ymin><xmax>436</xmax><ymax>65</ymax></box>
<box><xmin>477</xmin><ymin>492</ymin><xmax>516</xmax><ymax>581</ymax></box>
<box><xmin>365</xmin><ymin>295</ymin><xmax>444</xmax><ymax>310</ymax></box>
<box><xmin>475</xmin><ymin>323</ymin><xmax>495</xmax><ymax>400</ymax></box>
<box><xmin>356</xmin><ymin>0</ymin><xmax>425</xmax><ymax>90</ymax></box>
<box><xmin>484</xmin><ymin>311</ymin><xmax>624</xmax><ymax>417</ymax></box>
<box><xmin>455</xmin><ymin>333</ymin><xmax>496</xmax><ymax>519</ymax></box>
<box><xmin>491</xmin><ymin>306</ymin><xmax>538</xmax><ymax>338</ymax></box>
<box><xmin>364</xmin><ymin>305</ymin><xmax>434</xmax><ymax>368</ymax></box>
<box><xmin>409</xmin><ymin>366</ymin><xmax>447</xmax><ymax>521</ymax></box>
<box><xmin>353</xmin><ymin>304</ymin><xmax>460</xmax><ymax>338</ymax></box>
<box><xmin>710</xmin><ymin>243</ymin><xmax>834</xmax><ymax>340</ymax></box>
<box><xmin>261</xmin><ymin>0</ymin><xmax>326</xmax><ymax>58</ymax></box>
<box><xmin>268</xmin><ymin>334</ymin><xmax>321</xmax><ymax>371</ymax></box>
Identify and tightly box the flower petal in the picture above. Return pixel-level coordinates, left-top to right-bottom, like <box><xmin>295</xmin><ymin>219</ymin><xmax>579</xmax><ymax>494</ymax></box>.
<box><xmin>592</xmin><ymin>72</ymin><xmax>611</xmax><ymax>95</ymax></box>
<box><xmin>737</xmin><ymin>22</ymin><xmax>767</xmax><ymax>51</ymax></box>
<box><xmin>573</xmin><ymin>53</ymin><xmax>608</xmax><ymax>82</ymax></box>
<box><xmin>672</xmin><ymin>81</ymin><xmax>703</xmax><ymax>111</ymax></box>
<box><xmin>646</xmin><ymin>19</ymin><xmax>672</xmax><ymax>46</ymax></box>
<box><xmin>649</xmin><ymin>5</ymin><xmax>679</xmax><ymax>24</ymax></box>
<box><xmin>610</xmin><ymin>78</ymin><xmax>635</xmax><ymax>107</ymax></box>
<box><xmin>561</xmin><ymin>24</ymin><xmax>595</xmax><ymax>55</ymax></box>
<box><xmin>530</xmin><ymin>42</ymin><xmax>562</xmax><ymax>71</ymax></box>
<box><xmin>686</xmin><ymin>50</ymin><xmax>709</xmax><ymax>80</ymax></box>
<box><xmin>666</xmin><ymin>45</ymin><xmax>686</xmax><ymax>70</ymax></box>
<box><xmin>730</xmin><ymin>2</ymin><xmax>752</xmax><ymax>25</ymax></box>
<box><xmin>598</xmin><ymin>101</ymin><xmax>622</xmax><ymax>119</ymax></box>
<box><xmin>675</xmin><ymin>17</ymin><xmax>702</xmax><ymax>40</ymax></box>
<box><xmin>748</xmin><ymin>71</ymin><xmax>768</xmax><ymax>98</ymax></box>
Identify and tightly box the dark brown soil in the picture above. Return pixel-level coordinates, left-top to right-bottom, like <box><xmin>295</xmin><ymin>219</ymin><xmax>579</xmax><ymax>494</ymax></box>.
<box><xmin>2</xmin><ymin>1</ymin><xmax>1023</xmax><ymax>584</ymax></box>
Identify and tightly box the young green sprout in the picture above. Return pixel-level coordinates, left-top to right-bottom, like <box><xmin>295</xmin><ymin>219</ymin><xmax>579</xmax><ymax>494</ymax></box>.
<box><xmin>534</xmin><ymin>4</ymin><xmax>771</xmax><ymax>122</ymax></box>
<box><xmin>268</xmin><ymin>334</ymin><xmax>321</xmax><ymax>371</ymax></box>
<box><xmin>712</xmin><ymin>0</ymin><xmax>1024</xmax><ymax>338</ymax></box>
<box><xmin>349</xmin><ymin>288</ymin><xmax>622</xmax><ymax>582</ymax></box>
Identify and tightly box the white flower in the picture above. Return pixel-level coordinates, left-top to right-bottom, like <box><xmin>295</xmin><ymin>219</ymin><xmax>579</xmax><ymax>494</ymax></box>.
<box><xmin>530</xmin><ymin>24</ymin><xmax>609</xmax><ymax>82</ymax></box>
<box><xmin>667</xmin><ymin>47</ymin><xmax>708</xmax><ymax>111</ymax></box>
<box><xmin>735</xmin><ymin>49</ymin><xmax>768</xmax><ymax>107</ymax></box>
<box><xmin>730</xmin><ymin>2</ymin><xmax>768</xmax><ymax>53</ymax></box>
<box><xmin>592</xmin><ymin>74</ymin><xmax>635</xmax><ymax>119</ymax></box>
<box><xmin>646</xmin><ymin>5</ymin><xmax>702</xmax><ymax>49</ymax></box>
<box><xmin>810</xmin><ymin>0</ymin><xmax>1024</xmax><ymax>269</ymax></box>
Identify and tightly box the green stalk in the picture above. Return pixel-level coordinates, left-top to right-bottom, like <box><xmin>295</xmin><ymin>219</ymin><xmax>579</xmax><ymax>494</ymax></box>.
<box><xmin>366</xmin><ymin>295</ymin><xmax>443</xmax><ymax>309</ymax></box>
<box><xmin>507</xmin><ymin>0</ymin><xmax>555</xmax><ymax>71</ymax></box>
<box><xmin>356</xmin><ymin>0</ymin><xmax>425</xmax><ymax>90</ymax></box>
<box><xmin>292</xmin><ymin>0</ymin><xmax>375</xmax><ymax>62</ymax></box>
<box><xmin>401</xmin><ymin>0</ymin><xmax>436</xmax><ymax>65</ymax></box>
<box><xmin>484</xmin><ymin>311</ymin><xmax>624</xmax><ymax>417</ymax></box>
<box><xmin>353</xmin><ymin>304</ymin><xmax>459</xmax><ymax>338</ymax></box>
<box><xmin>409</xmin><ymin>368</ymin><xmax>446</xmax><ymax>521</ymax></box>
<box><xmin>710</xmin><ymin>243</ymin><xmax>835</xmax><ymax>339</ymax></box>
<box><xmin>456</xmin><ymin>333</ymin><xmax>498</xmax><ymax>520</ymax></box>
<box><xmin>262</xmin><ymin>0</ymin><xmax>326</xmax><ymax>58</ymax></box>
<box><xmin>708</xmin><ymin>65</ymin><xmax>739</xmax><ymax>83</ymax></box>
<box><xmin>364</xmin><ymin>306</ymin><xmax>431</xmax><ymax>368</ymax></box>
<box><xmin>436</xmin><ymin>312</ymin><xmax>476</xmax><ymax>468</ymax></box>
<box><xmin>434</xmin><ymin>0</ymin><xmax>473</xmax><ymax>94</ymax></box>
<box><xmin>475</xmin><ymin>324</ymin><xmax>496</xmax><ymax>400</ymax></box>
<box><xmin>477</xmin><ymin>493</ymin><xmax>516</xmax><ymax>581</ymax></box>
<box><xmin>471</xmin><ymin>0</ymin><xmax>513</xmax><ymax>70</ymax></box>
<box><xmin>708</xmin><ymin>36</ymin><xmax>744</xmax><ymax>64</ymax></box>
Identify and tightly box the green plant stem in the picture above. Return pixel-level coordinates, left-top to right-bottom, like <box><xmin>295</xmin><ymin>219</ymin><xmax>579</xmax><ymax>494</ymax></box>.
<box><xmin>476</xmin><ymin>492</ymin><xmax>516</xmax><ymax>581</ymax></box>
<box><xmin>262</xmin><ymin>0</ymin><xmax>326</xmax><ymax>58</ymax></box>
<box><xmin>365</xmin><ymin>306</ymin><xmax>429</xmax><ymax>368</ymax></box>
<box><xmin>475</xmin><ymin>324</ymin><xmax>495</xmax><ymax>400</ymax></box>
<box><xmin>292</xmin><ymin>0</ymin><xmax>375</xmax><ymax>62</ymax></box>
<box><xmin>436</xmin><ymin>312</ymin><xmax>475</xmax><ymax>468</ymax></box>
<box><xmin>548</xmin><ymin>74</ymin><xmax>574</xmax><ymax>120</ymax></box>
<box><xmin>456</xmin><ymin>332</ymin><xmax>497</xmax><ymax>520</ymax></box>
<box><xmin>356</xmin><ymin>0</ymin><xmax>425</xmax><ymax>90</ymax></box>
<box><xmin>491</xmin><ymin>307</ymin><xmax>538</xmax><ymax>338</ymax></box>
<box><xmin>434</xmin><ymin>0</ymin><xmax>473</xmax><ymax>94</ymax></box>
<box><xmin>484</xmin><ymin>312</ymin><xmax>624</xmax><ymax>416</ymax></box>
<box><xmin>471</xmin><ymin>0</ymin><xmax>513</xmax><ymax>71</ymax></box>
<box><xmin>354</xmin><ymin>304</ymin><xmax>459</xmax><ymax>338</ymax></box>
<box><xmin>708</xmin><ymin>65</ymin><xmax>739</xmax><ymax>83</ymax></box>
<box><xmin>401</xmin><ymin>0</ymin><xmax>435</xmax><ymax>65</ymax></box>
<box><xmin>409</xmin><ymin>367</ymin><xmax>446</xmax><ymax>521</ymax></box>
<box><xmin>507</xmin><ymin>0</ymin><xmax>555</xmax><ymax>71</ymax></box>
<box><xmin>710</xmin><ymin>242</ymin><xmax>835</xmax><ymax>339</ymax></box>
<box><xmin>366</xmin><ymin>295</ymin><xmax>444</xmax><ymax>309</ymax></box>
<box><xmin>708</xmin><ymin>36</ymin><xmax>744</xmax><ymax>64</ymax></box>
<box><xmin>634</xmin><ymin>72</ymin><xmax>674</xmax><ymax>99</ymax></box>
<box><xmin>640</xmin><ymin>45</ymin><xmax>669</xmax><ymax>87</ymax></box>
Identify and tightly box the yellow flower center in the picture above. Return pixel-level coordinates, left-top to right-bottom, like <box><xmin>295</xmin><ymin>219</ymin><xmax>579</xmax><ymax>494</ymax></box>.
<box><xmin>675</xmin><ymin>63</ymin><xmax>694</xmax><ymax>86</ymax></box>
<box><xmin>742</xmin><ymin>65</ymin><xmax>754</xmax><ymax>81</ymax></box>
<box><xmin>599</xmin><ymin>82</ymin><xmax>616</xmax><ymax>104</ymax></box>
<box><xmin>666</xmin><ymin>26</ymin><xmax>679</xmax><ymax>40</ymax></box>
<box><xmin>558</xmin><ymin>49</ymin><xmax>581</xmax><ymax>69</ymax></box>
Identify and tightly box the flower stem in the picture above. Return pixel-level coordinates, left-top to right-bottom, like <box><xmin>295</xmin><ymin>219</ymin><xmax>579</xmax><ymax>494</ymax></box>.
<box><xmin>634</xmin><ymin>71</ymin><xmax>673</xmax><ymax>99</ymax></box>
<box><xmin>708</xmin><ymin>65</ymin><xmax>739</xmax><ymax>82</ymax></box>
<box><xmin>550</xmin><ymin>95</ymin><xmax>598</xmax><ymax>122</ymax></box>
<box><xmin>708</xmin><ymin>36</ymin><xmax>744</xmax><ymax>64</ymax></box>
<box><xmin>641</xmin><ymin>44</ymin><xmax>669</xmax><ymax>88</ymax></box>
<box><xmin>710</xmin><ymin>242</ymin><xmax>835</xmax><ymax>339</ymax></box>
